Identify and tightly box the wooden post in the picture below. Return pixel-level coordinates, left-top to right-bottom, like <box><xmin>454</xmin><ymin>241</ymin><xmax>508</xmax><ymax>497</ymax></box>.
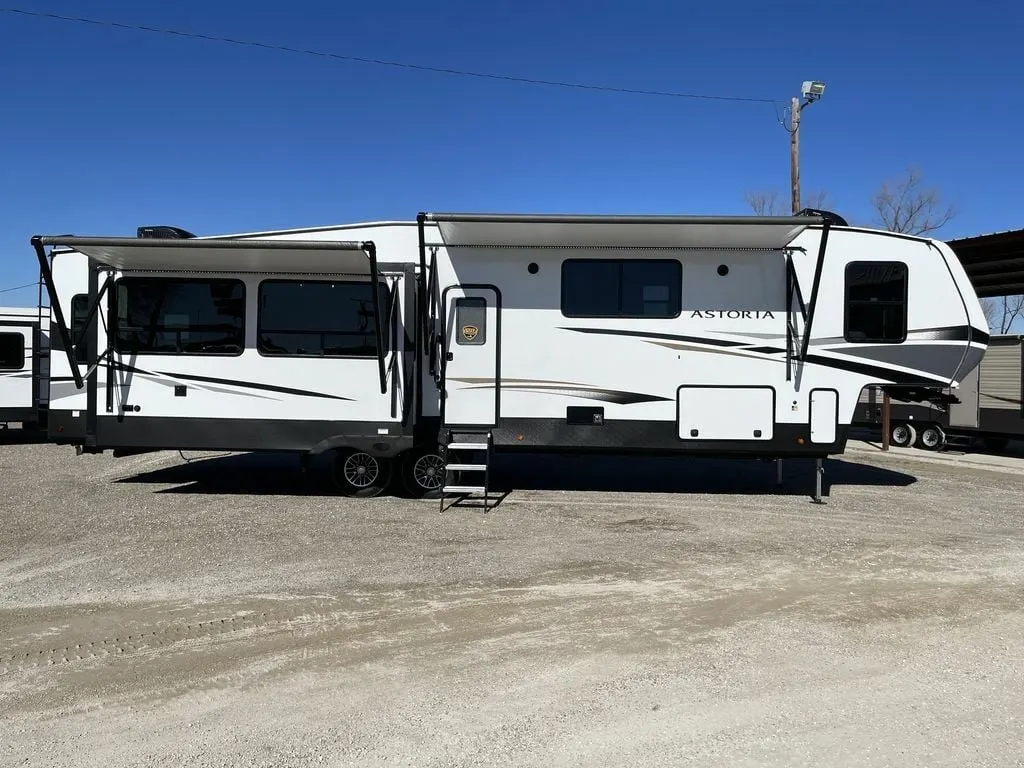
<box><xmin>881</xmin><ymin>390</ymin><xmax>891</xmax><ymax>451</ymax></box>
<box><xmin>790</xmin><ymin>96</ymin><xmax>801</xmax><ymax>214</ymax></box>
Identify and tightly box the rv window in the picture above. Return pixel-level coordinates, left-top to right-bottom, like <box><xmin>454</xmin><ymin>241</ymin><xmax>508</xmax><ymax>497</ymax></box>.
<box><xmin>561</xmin><ymin>259</ymin><xmax>681</xmax><ymax>318</ymax></box>
<box><xmin>455</xmin><ymin>297</ymin><xmax>486</xmax><ymax>345</ymax></box>
<box><xmin>257</xmin><ymin>280</ymin><xmax>391</xmax><ymax>358</ymax></box>
<box><xmin>844</xmin><ymin>261</ymin><xmax>908</xmax><ymax>343</ymax></box>
<box><xmin>71</xmin><ymin>294</ymin><xmax>89</xmax><ymax>363</ymax></box>
<box><xmin>114</xmin><ymin>278</ymin><xmax>245</xmax><ymax>355</ymax></box>
<box><xmin>0</xmin><ymin>332</ymin><xmax>25</xmax><ymax>370</ymax></box>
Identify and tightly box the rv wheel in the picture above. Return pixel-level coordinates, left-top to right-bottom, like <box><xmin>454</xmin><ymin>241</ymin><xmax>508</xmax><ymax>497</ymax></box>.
<box><xmin>890</xmin><ymin>422</ymin><xmax>916</xmax><ymax>448</ymax></box>
<box><xmin>400</xmin><ymin>448</ymin><xmax>452</xmax><ymax>499</ymax></box>
<box><xmin>917</xmin><ymin>425</ymin><xmax>946</xmax><ymax>451</ymax></box>
<box><xmin>332</xmin><ymin>450</ymin><xmax>392</xmax><ymax>498</ymax></box>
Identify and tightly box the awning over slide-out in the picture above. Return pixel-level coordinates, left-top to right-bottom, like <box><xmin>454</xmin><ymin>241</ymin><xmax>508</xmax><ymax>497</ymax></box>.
<box><xmin>32</xmin><ymin>235</ymin><xmax>376</xmax><ymax>275</ymax></box>
<box><xmin>422</xmin><ymin>212</ymin><xmax>821</xmax><ymax>250</ymax></box>
<box><xmin>31</xmin><ymin>235</ymin><xmax>386</xmax><ymax>393</ymax></box>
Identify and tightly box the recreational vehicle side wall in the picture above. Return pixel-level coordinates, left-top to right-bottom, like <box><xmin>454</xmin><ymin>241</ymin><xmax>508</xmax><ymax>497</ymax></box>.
<box><xmin>37</xmin><ymin>225</ymin><xmax>443</xmax><ymax>497</ymax></box>
<box><xmin>0</xmin><ymin>306</ymin><xmax>49</xmax><ymax>429</ymax></box>
<box><xmin>422</xmin><ymin>214</ymin><xmax>988</xmax><ymax>463</ymax></box>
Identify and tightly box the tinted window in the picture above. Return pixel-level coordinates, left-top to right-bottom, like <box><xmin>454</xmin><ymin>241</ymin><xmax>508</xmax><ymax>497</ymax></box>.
<box><xmin>115</xmin><ymin>278</ymin><xmax>245</xmax><ymax>355</ymax></box>
<box><xmin>0</xmin><ymin>332</ymin><xmax>25</xmax><ymax>370</ymax></box>
<box><xmin>258</xmin><ymin>280</ymin><xmax>391</xmax><ymax>358</ymax></box>
<box><xmin>455</xmin><ymin>297</ymin><xmax>486</xmax><ymax>345</ymax></box>
<box><xmin>561</xmin><ymin>259</ymin><xmax>681</xmax><ymax>318</ymax></box>
<box><xmin>845</xmin><ymin>262</ymin><xmax>907</xmax><ymax>343</ymax></box>
<box><xmin>71</xmin><ymin>294</ymin><xmax>89</xmax><ymax>363</ymax></box>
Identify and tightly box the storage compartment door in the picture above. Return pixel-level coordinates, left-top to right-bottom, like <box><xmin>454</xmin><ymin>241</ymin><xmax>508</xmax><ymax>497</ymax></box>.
<box><xmin>678</xmin><ymin>386</ymin><xmax>774</xmax><ymax>441</ymax></box>
<box><xmin>809</xmin><ymin>389</ymin><xmax>838</xmax><ymax>444</ymax></box>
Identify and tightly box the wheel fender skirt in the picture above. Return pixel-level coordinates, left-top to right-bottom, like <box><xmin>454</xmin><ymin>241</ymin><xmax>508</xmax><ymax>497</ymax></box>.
<box><xmin>308</xmin><ymin>434</ymin><xmax>413</xmax><ymax>457</ymax></box>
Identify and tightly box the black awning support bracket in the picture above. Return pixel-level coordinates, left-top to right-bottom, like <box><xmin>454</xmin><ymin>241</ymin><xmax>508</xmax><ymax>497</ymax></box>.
<box><xmin>799</xmin><ymin>222</ymin><xmax>832</xmax><ymax>363</ymax></box>
<box><xmin>366</xmin><ymin>241</ymin><xmax>387</xmax><ymax>395</ymax></box>
<box><xmin>32</xmin><ymin>237</ymin><xmax>83</xmax><ymax>389</ymax></box>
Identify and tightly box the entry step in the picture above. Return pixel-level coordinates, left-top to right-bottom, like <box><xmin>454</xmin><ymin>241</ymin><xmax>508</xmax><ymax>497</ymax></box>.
<box><xmin>445</xmin><ymin>463</ymin><xmax>486</xmax><ymax>472</ymax></box>
<box><xmin>443</xmin><ymin>485</ymin><xmax>486</xmax><ymax>494</ymax></box>
<box><xmin>448</xmin><ymin>442</ymin><xmax>489</xmax><ymax>450</ymax></box>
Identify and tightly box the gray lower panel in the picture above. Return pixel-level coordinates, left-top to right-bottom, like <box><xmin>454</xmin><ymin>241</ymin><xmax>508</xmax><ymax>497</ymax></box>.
<box><xmin>491</xmin><ymin>418</ymin><xmax>847</xmax><ymax>458</ymax></box>
<box><xmin>48</xmin><ymin>411</ymin><xmax>414</xmax><ymax>456</ymax></box>
<box><xmin>0</xmin><ymin>407</ymin><xmax>41</xmax><ymax>425</ymax></box>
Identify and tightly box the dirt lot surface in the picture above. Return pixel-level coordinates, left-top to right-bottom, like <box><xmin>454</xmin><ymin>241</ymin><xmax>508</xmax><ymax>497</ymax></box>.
<box><xmin>2</xmin><ymin>436</ymin><xmax>1023</xmax><ymax>767</ymax></box>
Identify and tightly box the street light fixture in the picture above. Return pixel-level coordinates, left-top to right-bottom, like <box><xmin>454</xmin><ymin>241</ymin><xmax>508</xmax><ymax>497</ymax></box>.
<box><xmin>790</xmin><ymin>80</ymin><xmax>826</xmax><ymax>214</ymax></box>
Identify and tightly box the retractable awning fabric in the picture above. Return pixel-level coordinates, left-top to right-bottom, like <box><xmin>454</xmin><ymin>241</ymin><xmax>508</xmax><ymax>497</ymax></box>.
<box><xmin>31</xmin><ymin>235</ymin><xmax>387</xmax><ymax>394</ymax></box>
<box><xmin>31</xmin><ymin>236</ymin><xmax>376</xmax><ymax>275</ymax></box>
<box><xmin>422</xmin><ymin>213</ymin><xmax>821</xmax><ymax>250</ymax></box>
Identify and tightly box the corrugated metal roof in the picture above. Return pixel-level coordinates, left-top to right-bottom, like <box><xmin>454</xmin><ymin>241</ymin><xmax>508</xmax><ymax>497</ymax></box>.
<box><xmin>946</xmin><ymin>228</ymin><xmax>1024</xmax><ymax>298</ymax></box>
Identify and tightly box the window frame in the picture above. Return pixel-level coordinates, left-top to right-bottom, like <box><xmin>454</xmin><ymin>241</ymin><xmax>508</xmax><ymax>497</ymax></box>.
<box><xmin>113</xmin><ymin>276</ymin><xmax>247</xmax><ymax>357</ymax></box>
<box><xmin>0</xmin><ymin>331</ymin><xmax>26</xmax><ymax>371</ymax></box>
<box><xmin>70</xmin><ymin>293</ymin><xmax>90</xmax><ymax>364</ymax></box>
<box><xmin>843</xmin><ymin>260</ymin><xmax>909</xmax><ymax>344</ymax></box>
<box><xmin>256</xmin><ymin>278</ymin><xmax>393</xmax><ymax>360</ymax></box>
<box><xmin>454</xmin><ymin>296</ymin><xmax>487</xmax><ymax>346</ymax></box>
<box><xmin>560</xmin><ymin>258</ymin><xmax>683</xmax><ymax>319</ymax></box>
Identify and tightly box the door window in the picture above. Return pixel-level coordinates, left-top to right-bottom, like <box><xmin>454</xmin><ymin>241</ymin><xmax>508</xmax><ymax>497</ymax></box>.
<box><xmin>455</xmin><ymin>297</ymin><xmax>487</xmax><ymax>345</ymax></box>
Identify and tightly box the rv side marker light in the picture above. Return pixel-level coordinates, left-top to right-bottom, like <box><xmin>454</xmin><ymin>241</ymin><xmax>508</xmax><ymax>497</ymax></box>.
<box><xmin>797</xmin><ymin>437</ymin><xmax>805</xmax><ymax>445</ymax></box>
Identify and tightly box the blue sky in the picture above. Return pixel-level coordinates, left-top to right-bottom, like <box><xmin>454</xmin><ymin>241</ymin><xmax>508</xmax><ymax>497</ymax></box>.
<box><xmin>1</xmin><ymin>0</ymin><xmax>1022</xmax><ymax>305</ymax></box>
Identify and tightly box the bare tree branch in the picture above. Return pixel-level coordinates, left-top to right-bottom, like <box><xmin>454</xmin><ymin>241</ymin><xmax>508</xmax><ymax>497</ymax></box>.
<box><xmin>1000</xmin><ymin>295</ymin><xmax>1024</xmax><ymax>333</ymax></box>
<box><xmin>871</xmin><ymin>167</ymin><xmax>956</xmax><ymax>235</ymax></box>
<box><xmin>744</xmin><ymin>188</ymin><xmax>830</xmax><ymax>216</ymax></box>
<box><xmin>744</xmin><ymin>190</ymin><xmax>783</xmax><ymax>216</ymax></box>
<box><xmin>981</xmin><ymin>294</ymin><xmax>1024</xmax><ymax>334</ymax></box>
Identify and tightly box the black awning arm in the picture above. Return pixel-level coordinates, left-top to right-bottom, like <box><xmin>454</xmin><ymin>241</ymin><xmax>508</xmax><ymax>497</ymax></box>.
<box><xmin>366</xmin><ymin>242</ymin><xmax>386</xmax><ymax>395</ymax></box>
<box><xmin>32</xmin><ymin>236</ymin><xmax>83</xmax><ymax>389</ymax></box>
<box><xmin>799</xmin><ymin>222</ymin><xmax>832</xmax><ymax>362</ymax></box>
<box><xmin>426</xmin><ymin>247</ymin><xmax>439</xmax><ymax>379</ymax></box>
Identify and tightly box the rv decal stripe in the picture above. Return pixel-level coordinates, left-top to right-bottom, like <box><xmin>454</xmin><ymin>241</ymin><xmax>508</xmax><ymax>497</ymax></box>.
<box><xmin>802</xmin><ymin>354</ymin><xmax>950</xmax><ymax>386</ymax></box>
<box><xmin>561</xmin><ymin>327</ymin><xmax>747</xmax><ymax>347</ymax></box>
<box><xmin>154</xmin><ymin>371</ymin><xmax>355</xmax><ymax>401</ymax></box>
<box><xmin>448</xmin><ymin>377</ymin><xmax>670</xmax><ymax>405</ymax></box>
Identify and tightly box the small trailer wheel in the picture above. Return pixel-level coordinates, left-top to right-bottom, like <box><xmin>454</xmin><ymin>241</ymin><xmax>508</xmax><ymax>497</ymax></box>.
<box><xmin>890</xmin><ymin>422</ymin><xmax>916</xmax><ymax>448</ymax></box>
<box><xmin>332</xmin><ymin>449</ymin><xmax>392</xmax><ymax>498</ymax></box>
<box><xmin>917</xmin><ymin>424</ymin><xmax>946</xmax><ymax>451</ymax></box>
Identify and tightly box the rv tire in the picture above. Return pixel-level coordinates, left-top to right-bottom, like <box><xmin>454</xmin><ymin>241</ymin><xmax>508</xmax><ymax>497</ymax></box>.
<box><xmin>400</xmin><ymin>448</ymin><xmax>451</xmax><ymax>499</ymax></box>
<box><xmin>917</xmin><ymin>424</ymin><xmax>946</xmax><ymax>451</ymax></box>
<box><xmin>332</xmin><ymin>449</ymin><xmax>392</xmax><ymax>498</ymax></box>
<box><xmin>890</xmin><ymin>422</ymin><xmax>916</xmax><ymax>448</ymax></box>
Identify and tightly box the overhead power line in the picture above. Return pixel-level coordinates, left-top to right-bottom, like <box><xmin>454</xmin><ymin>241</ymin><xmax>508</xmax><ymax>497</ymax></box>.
<box><xmin>2</xmin><ymin>7</ymin><xmax>779</xmax><ymax>105</ymax></box>
<box><xmin>0</xmin><ymin>282</ymin><xmax>38</xmax><ymax>295</ymax></box>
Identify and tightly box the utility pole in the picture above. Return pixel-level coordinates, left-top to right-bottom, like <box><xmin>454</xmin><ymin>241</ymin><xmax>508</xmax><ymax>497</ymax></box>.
<box><xmin>790</xmin><ymin>81</ymin><xmax>826</xmax><ymax>215</ymax></box>
<box><xmin>790</xmin><ymin>96</ymin><xmax>801</xmax><ymax>215</ymax></box>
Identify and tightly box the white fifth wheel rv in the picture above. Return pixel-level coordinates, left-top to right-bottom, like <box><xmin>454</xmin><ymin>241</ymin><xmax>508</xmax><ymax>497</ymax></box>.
<box><xmin>0</xmin><ymin>305</ymin><xmax>49</xmax><ymax>431</ymax></box>
<box><xmin>33</xmin><ymin>211</ymin><xmax>988</xmax><ymax>502</ymax></box>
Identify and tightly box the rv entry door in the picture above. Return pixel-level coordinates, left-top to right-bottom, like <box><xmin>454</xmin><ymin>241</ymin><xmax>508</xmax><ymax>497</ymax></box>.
<box><xmin>442</xmin><ymin>286</ymin><xmax>499</xmax><ymax>428</ymax></box>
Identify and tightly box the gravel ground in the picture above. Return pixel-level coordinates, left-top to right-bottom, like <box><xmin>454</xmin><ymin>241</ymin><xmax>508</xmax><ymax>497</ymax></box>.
<box><xmin>1</xmin><ymin>435</ymin><xmax>1023</xmax><ymax>767</ymax></box>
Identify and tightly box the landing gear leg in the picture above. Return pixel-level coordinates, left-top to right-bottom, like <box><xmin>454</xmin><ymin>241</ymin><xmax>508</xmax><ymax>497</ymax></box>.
<box><xmin>812</xmin><ymin>458</ymin><xmax>825</xmax><ymax>504</ymax></box>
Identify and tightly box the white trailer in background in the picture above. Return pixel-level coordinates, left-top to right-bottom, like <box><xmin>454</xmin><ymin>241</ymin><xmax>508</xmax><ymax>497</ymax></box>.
<box><xmin>33</xmin><ymin>210</ymin><xmax>989</xmax><ymax>503</ymax></box>
<box><xmin>0</xmin><ymin>305</ymin><xmax>49</xmax><ymax>431</ymax></box>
